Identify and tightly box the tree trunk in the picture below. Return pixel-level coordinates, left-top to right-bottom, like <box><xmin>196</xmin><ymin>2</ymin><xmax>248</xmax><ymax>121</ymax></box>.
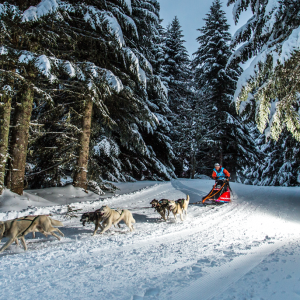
<box><xmin>219</xmin><ymin>141</ymin><xmax>223</xmax><ymax>166</ymax></box>
<box><xmin>73</xmin><ymin>99</ymin><xmax>93</xmax><ymax>190</ymax></box>
<box><xmin>0</xmin><ymin>94</ymin><xmax>12</xmax><ymax>195</ymax></box>
<box><xmin>7</xmin><ymin>87</ymin><xmax>33</xmax><ymax>195</ymax></box>
<box><xmin>190</xmin><ymin>151</ymin><xmax>196</xmax><ymax>179</ymax></box>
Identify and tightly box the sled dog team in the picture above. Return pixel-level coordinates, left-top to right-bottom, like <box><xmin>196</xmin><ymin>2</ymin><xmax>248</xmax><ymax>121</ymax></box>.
<box><xmin>0</xmin><ymin>195</ymin><xmax>189</xmax><ymax>253</ymax></box>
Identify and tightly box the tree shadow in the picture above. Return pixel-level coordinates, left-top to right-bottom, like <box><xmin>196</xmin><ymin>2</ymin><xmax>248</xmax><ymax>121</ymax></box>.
<box><xmin>132</xmin><ymin>213</ymin><xmax>160</xmax><ymax>223</ymax></box>
<box><xmin>171</xmin><ymin>179</ymin><xmax>209</xmax><ymax>204</ymax></box>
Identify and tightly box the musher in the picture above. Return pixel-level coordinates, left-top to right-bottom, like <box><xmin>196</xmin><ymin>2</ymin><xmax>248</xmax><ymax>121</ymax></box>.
<box><xmin>212</xmin><ymin>163</ymin><xmax>230</xmax><ymax>181</ymax></box>
<box><xmin>201</xmin><ymin>163</ymin><xmax>231</xmax><ymax>204</ymax></box>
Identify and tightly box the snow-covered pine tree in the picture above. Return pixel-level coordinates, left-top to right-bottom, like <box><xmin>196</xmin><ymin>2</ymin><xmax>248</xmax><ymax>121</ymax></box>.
<box><xmin>163</xmin><ymin>16</ymin><xmax>193</xmax><ymax>177</ymax></box>
<box><xmin>0</xmin><ymin>0</ymin><xmax>175</xmax><ymax>196</ymax></box>
<box><xmin>239</xmin><ymin>129</ymin><xmax>300</xmax><ymax>187</ymax></box>
<box><xmin>228</xmin><ymin>0</ymin><xmax>300</xmax><ymax>141</ymax></box>
<box><xmin>87</xmin><ymin>0</ymin><xmax>176</xmax><ymax>182</ymax></box>
<box><xmin>0</xmin><ymin>1</ymin><xmax>135</xmax><ymax>193</ymax></box>
<box><xmin>0</xmin><ymin>3</ymin><xmax>55</xmax><ymax>195</ymax></box>
<box><xmin>116</xmin><ymin>0</ymin><xmax>176</xmax><ymax>181</ymax></box>
<box><xmin>191</xmin><ymin>0</ymin><xmax>258</xmax><ymax>178</ymax></box>
<box><xmin>0</xmin><ymin>1</ymin><xmax>123</xmax><ymax>193</ymax></box>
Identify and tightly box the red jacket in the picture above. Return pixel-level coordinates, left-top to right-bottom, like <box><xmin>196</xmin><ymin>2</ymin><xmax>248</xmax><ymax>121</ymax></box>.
<box><xmin>212</xmin><ymin>167</ymin><xmax>230</xmax><ymax>180</ymax></box>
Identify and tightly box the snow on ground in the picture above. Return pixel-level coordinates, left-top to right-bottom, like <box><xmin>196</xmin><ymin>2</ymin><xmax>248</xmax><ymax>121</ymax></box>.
<box><xmin>0</xmin><ymin>179</ymin><xmax>300</xmax><ymax>300</ymax></box>
<box><xmin>0</xmin><ymin>181</ymin><xmax>159</xmax><ymax>214</ymax></box>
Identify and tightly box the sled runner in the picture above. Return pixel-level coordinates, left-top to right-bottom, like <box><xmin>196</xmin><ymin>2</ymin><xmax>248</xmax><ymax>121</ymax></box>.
<box><xmin>202</xmin><ymin>179</ymin><xmax>231</xmax><ymax>205</ymax></box>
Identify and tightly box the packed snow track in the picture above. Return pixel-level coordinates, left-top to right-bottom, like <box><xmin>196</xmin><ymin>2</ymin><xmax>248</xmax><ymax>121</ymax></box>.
<box><xmin>0</xmin><ymin>179</ymin><xmax>300</xmax><ymax>300</ymax></box>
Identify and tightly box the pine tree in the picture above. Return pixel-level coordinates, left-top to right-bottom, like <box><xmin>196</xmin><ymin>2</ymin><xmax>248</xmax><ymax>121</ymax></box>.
<box><xmin>0</xmin><ymin>3</ymin><xmax>54</xmax><ymax>195</ymax></box>
<box><xmin>0</xmin><ymin>0</ymin><xmax>175</xmax><ymax>196</ymax></box>
<box><xmin>228</xmin><ymin>0</ymin><xmax>300</xmax><ymax>141</ymax></box>
<box><xmin>163</xmin><ymin>16</ymin><xmax>193</xmax><ymax>177</ymax></box>
<box><xmin>191</xmin><ymin>0</ymin><xmax>258</xmax><ymax>178</ymax></box>
<box><xmin>239</xmin><ymin>129</ymin><xmax>300</xmax><ymax>187</ymax></box>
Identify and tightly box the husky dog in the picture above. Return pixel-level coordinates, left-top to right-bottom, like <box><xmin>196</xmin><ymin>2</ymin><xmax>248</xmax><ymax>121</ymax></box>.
<box><xmin>98</xmin><ymin>206</ymin><xmax>135</xmax><ymax>234</ymax></box>
<box><xmin>169</xmin><ymin>195</ymin><xmax>190</xmax><ymax>222</ymax></box>
<box><xmin>0</xmin><ymin>215</ymin><xmax>64</xmax><ymax>253</ymax></box>
<box><xmin>80</xmin><ymin>210</ymin><xmax>121</xmax><ymax>236</ymax></box>
<box><xmin>150</xmin><ymin>199</ymin><xmax>170</xmax><ymax>221</ymax></box>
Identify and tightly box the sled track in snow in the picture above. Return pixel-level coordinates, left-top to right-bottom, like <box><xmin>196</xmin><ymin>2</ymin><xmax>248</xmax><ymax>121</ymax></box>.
<box><xmin>1</xmin><ymin>180</ymin><xmax>300</xmax><ymax>300</ymax></box>
<box><xmin>0</xmin><ymin>181</ymin><xmax>247</xmax><ymax>299</ymax></box>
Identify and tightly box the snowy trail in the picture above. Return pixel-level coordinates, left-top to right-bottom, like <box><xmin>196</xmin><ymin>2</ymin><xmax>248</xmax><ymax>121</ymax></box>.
<box><xmin>1</xmin><ymin>180</ymin><xmax>300</xmax><ymax>299</ymax></box>
<box><xmin>173</xmin><ymin>239</ymin><xmax>287</xmax><ymax>300</ymax></box>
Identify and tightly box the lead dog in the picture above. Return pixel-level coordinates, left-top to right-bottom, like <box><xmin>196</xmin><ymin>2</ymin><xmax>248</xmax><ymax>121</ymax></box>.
<box><xmin>169</xmin><ymin>195</ymin><xmax>190</xmax><ymax>222</ymax></box>
<box><xmin>98</xmin><ymin>206</ymin><xmax>135</xmax><ymax>234</ymax></box>
<box><xmin>0</xmin><ymin>215</ymin><xmax>64</xmax><ymax>253</ymax></box>
<box><xmin>150</xmin><ymin>199</ymin><xmax>170</xmax><ymax>221</ymax></box>
<box><xmin>80</xmin><ymin>210</ymin><xmax>121</xmax><ymax>236</ymax></box>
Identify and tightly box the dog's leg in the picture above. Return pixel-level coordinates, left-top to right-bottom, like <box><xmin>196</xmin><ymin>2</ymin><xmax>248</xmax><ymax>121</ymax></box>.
<box><xmin>100</xmin><ymin>221</ymin><xmax>112</xmax><ymax>234</ymax></box>
<box><xmin>32</xmin><ymin>232</ymin><xmax>36</xmax><ymax>239</ymax></box>
<box><xmin>113</xmin><ymin>215</ymin><xmax>123</xmax><ymax>228</ymax></box>
<box><xmin>130</xmin><ymin>223</ymin><xmax>134</xmax><ymax>231</ymax></box>
<box><xmin>174</xmin><ymin>213</ymin><xmax>177</xmax><ymax>222</ymax></box>
<box><xmin>124</xmin><ymin>219</ymin><xmax>134</xmax><ymax>232</ymax></box>
<box><xmin>93</xmin><ymin>222</ymin><xmax>100</xmax><ymax>236</ymax></box>
<box><xmin>20</xmin><ymin>236</ymin><xmax>27</xmax><ymax>251</ymax></box>
<box><xmin>159</xmin><ymin>214</ymin><xmax>164</xmax><ymax>221</ymax></box>
<box><xmin>159</xmin><ymin>211</ymin><xmax>166</xmax><ymax>221</ymax></box>
<box><xmin>113</xmin><ymin>221</ymin><xmax>121</xmax><ymax>228</ymax></box>
<box><xmin>35</xmin><ymin>226</ymin><xmax>48</xmax><ymax>237</ymax></box>
<box><xmin>125</xmin><ymin>221</ymin><xmax>134</xmax><ymax>232</ymax></box>
<box><xmin>0</xmin><ymin>237</ymin><xmax>18</xmax><ymax>253</ymax></box>
<box><xmin>53</xmin><ymin>228</ymin><xmax>64</xmax><ymax>237</ymax></box>
<box><xmin>15</xmin><ymin>238</ymin><xmax>19</xmax><ymax>246</ymax></box>
<box><xmin>180</xmin><ymin>213</ymin><xmax>184</xmax><ymax>221</ymax></box>
<box><xmin>49</xmin><ymin>232</ymin><xmax>61</xmax><ymax>241</ymax></box>
<box><xmin>38</xmin><ymin>229</ymin><xmax>49</xmax><ymax>237</ymax></box>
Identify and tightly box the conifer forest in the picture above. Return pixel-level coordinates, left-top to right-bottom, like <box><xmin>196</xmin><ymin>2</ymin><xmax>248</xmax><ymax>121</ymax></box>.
<box><xmin>1</xmin><ymin>0</ymin><xmax>300</xmax><ymax>196</ymax></box>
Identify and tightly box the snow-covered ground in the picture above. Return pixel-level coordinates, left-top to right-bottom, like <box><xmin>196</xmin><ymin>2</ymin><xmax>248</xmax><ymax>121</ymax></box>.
<box><xmin>0</xmin><ymin>179</ymin><xmax>300</xmax><ymax>300</ymax></box>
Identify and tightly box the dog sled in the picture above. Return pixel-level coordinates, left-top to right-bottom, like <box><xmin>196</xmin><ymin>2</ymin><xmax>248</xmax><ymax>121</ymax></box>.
<box><xmin>202</xmin><ymin>179</ymin><xmax>231</xmax><ymax>205</ymax></box>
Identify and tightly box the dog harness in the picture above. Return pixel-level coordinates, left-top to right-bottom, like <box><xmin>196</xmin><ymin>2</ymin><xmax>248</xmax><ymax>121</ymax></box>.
<box><xmin>14</xmin><ymin>216</ymin><xmax>40</xmax><ymax>237</ymax></box>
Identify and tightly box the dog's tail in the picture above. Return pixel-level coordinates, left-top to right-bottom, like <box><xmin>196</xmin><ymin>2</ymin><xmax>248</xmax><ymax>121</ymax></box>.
<box><xmin>186</xmin><ymin>195</ymin><xmax>190</xmax><ymax>203</ymax></box>
<box><xmin>50</xmin><ymin>218</ymin><xmax>64</xmax><ymax>227</ymax></box>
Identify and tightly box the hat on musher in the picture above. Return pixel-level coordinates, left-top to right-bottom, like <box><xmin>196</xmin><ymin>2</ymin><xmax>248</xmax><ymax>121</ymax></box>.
<box><xmin>214</xmin><ymin>163</ymin><xmax>220</xmax><ymax>167</ymax></box>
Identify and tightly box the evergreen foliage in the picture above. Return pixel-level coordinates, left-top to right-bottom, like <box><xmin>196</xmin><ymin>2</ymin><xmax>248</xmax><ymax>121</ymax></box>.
<box><xmin>228</xmin><ymin>0</ymin><xmax>300</xmax><ymax>141</ymax></box>
<box><xmin>191</xmin><ymin>0</ymin><xmax>258</xmax><ymax>178</ymax></box>
<box><xmin>0</xmin><ymin>0</ymin><xmax>175</xmax><ymax>195</ymax></box>
<box><xmin>163</xmin><ymin>16</ymin><xmax>193</xmax><ymax>177</ymax></box>
<box><xmin>238</xmin><ymin>129</ymin><xmax>300</xmax><ymax>186</ymax></box>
